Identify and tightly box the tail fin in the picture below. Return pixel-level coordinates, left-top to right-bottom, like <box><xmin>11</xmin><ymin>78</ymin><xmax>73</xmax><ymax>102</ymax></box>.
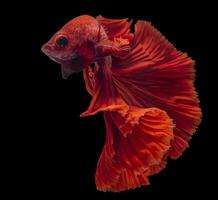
<box><xmin>96</xmin><ymin>107</ymin><xmax>173</xmax><ymax>192</ymax></box>
<box><xmin>82</xmin><ymin>18</ymin><xmax>202</xmax><ymax>192</ymax></box>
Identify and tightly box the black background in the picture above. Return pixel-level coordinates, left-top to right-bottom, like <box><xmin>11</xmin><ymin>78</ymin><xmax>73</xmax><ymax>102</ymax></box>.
<box><xmin>8</xmin><ymin>0</ymin><xmax>214</xmax><ymax>199</ymax></box>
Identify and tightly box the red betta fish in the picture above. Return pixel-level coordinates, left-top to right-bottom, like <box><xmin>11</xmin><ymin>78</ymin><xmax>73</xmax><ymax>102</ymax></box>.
<box><xmin>42</xmin><ymin>15</ymin><xmax>202</xmax><ymax>192</ymax></box>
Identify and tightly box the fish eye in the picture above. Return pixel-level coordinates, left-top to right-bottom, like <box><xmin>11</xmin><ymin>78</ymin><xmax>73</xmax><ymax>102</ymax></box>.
<box><xmin>55</xmin><ymin>36</ymin><xmax>68</xmax><ymax>48</ymax></box>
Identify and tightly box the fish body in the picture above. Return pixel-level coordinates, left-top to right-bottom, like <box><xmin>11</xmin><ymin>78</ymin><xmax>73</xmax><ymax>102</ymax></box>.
<box><xmin>42</xmin><ymin>15</ymin><xmax>202</xmax><ymax>192</ymax></box>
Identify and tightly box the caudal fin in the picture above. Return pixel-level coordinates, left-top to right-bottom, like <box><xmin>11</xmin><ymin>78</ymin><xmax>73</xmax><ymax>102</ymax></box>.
<box><xmin>96</xmin><ymin>107</ymin><xmax>173</xmax><ymax>192</ymax></box>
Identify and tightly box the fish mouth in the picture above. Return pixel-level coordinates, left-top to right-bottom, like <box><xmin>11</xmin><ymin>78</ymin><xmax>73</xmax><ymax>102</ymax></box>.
<box><xmin>48</xmin><ymin>54</ymin><xmax>77</xmax><ymax>64</ymax></box>
<box><xmin>49</xmin><ymin>55</ymin><xmax>64</xmax><ymax>63</ymax></box>
<box><xmin>41</xmin><ymin>43</ymin><xmax>78</xmax><ymax>63</ymax></box>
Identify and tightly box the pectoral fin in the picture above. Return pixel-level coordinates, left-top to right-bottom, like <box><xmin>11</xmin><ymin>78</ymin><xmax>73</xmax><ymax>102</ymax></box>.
<box><xmin>95</xmin><ymin>38</ymin><xmax>130</xmax><ymax>57</ymax></box>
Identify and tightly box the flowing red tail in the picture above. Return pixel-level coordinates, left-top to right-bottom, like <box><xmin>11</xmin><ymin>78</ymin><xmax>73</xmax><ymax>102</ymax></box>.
<box><xmin>82</xmin><ymin>16</ymin><xmax>202</xmax><ymax>192</ymax></box>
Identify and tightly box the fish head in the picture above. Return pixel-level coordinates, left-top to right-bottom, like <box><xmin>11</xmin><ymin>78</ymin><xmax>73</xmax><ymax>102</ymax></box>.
<box><xmin>41</xmin><ymin>15</ymin><xmax>100</xmax><ymax>79</ymax></box>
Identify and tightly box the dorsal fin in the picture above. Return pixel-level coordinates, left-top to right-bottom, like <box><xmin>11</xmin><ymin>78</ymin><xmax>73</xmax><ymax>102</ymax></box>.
<box><xmin>96</xmin><ymin>15</ymin><xmax>132</xmax><ymax>39</ymax></box>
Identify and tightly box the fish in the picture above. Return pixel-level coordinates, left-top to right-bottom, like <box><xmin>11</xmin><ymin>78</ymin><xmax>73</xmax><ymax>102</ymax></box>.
<box><xmin>41</xmin><ymin>15</ymin><xmax>202</xmax><ymax>192</ymax></box>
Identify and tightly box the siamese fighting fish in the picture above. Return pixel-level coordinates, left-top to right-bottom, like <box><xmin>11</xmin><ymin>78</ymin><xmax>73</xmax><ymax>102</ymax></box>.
<box><xmin>42</xmin><ymin>15</ymin><xmax>202</xmax><ymax>192</ymax></box>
